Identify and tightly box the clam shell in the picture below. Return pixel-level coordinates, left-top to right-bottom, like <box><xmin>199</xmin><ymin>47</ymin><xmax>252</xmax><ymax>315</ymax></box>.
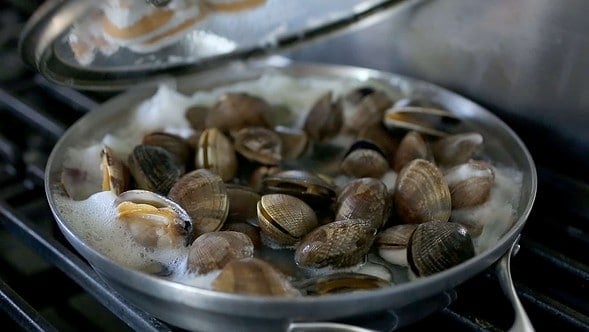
<box><xmin>143</xmin><ymin>132</ymin><xmax>192</xmax><ymax>166</ymax></box>
<box><xmin>393</xmin><ymin>131</ymin><xmax>432</xmax><ymax>172</ymax></box>
<box><xmin>295</xmin><ymin>219</ymin><xmax>377</xmax><ymax>268</ymax></box>
<box><xmin>274</xmin><ymin>126</ymin><xmax>308</xmax><ymax>160</ymax></box>
<box><xmin>100</xmin><ymin>145</ymin><xmax>130</xmax><ymax>195</ymax></box>
<box><xmin>196</xmin><ymin>128</ymin><xmax>238</xmax><ymax>181</ymax></box>
<box><xmin>341</xmin><ymin>141</ymin><xmax>389</xmax><ymax>179</ymax></box>
<box><xmin>187</xmin><ymin>231</ymin><xmax>254</xmax><ymax>274</ymax></box>
<box><xmin>344</xmin><ymin>89</ymin><xmax>393</xmax><ymax>134</ymax></box>
<box><xmin>262</xmin><ymin>170</ymin><xmax>336</xmax><ymax>208</ymax></box>
<box><xmin>206</xmin><ymin>93</ymin><xmax>271</xmax><ymax>132</ymax></box>
<box><xmin>127</xmin><ymin>144</ymin><xmax>184</xmax><ymax>195</ymax></box>
<box><xmin>375</xmin><ymin>224</ymin><xmax>417</xmax><ymax>266</ymax></box>
<box><xmin>445</xmin><ymin>160</ymin><xmax>495</xmax><ymax>209</ymax></box>
<box><xmin>212</xmin><ymin>258</ymin><xmax>300</xmax><ymax>297</ymax></box>
<box><xmin>393</xmin><ymin>159</ymin><xmax>451</xmax><ymax>224</ymax></box>
<box><xmin>383</xmin><ymin>106</ymin><xmax>460</xmax><ymax>137</ymax></box>
<box><xmin>304</xmin><ymin>91</ymin><xmax>343</xmax><ymax>142</ymax></box>
<box><xmin>168</xmin><ymin>169</ymin><xmax>229</xmax><ymax>239</ymax></box>
<box><xmin>257</xmin><ymin>194</ymin><xmax>318</xmax><ymax>246</ymax></box>
<box><xmin>233</xmin><ymin>127</ymin><xmax>282</xmax><ymax>165</ymax></box>
<box><xmin>433</xmin><ymin>132</ymin><xmax>483</xmax><ymax>167</ymax></box>
<box><xmin>335</xmin><ymin>178</ymin><xmax>389</xmax><ymax>229</ymax></box>
<box><xmin>221</xmin><ymin>222</ymin><xmax>261</xmax><ymax>248</ymax></box>
<box><xmin>226</xmin><ymin>184</ymin><xmax>261</xmax><ymax>224</ymax></box>
<box><xmin>115</xmin><ymin>189</ymin><xmax>191</xmax><ymax>248</ymax></box>
<box><xmin>294</xmin><ymin>272</ymin><xmax>390</xmax><ymax>296</ymax></box>
<box><xmin>408</xmin><ymin>221</ymin><xmax>475</xmax><ymax>276</ymax></box>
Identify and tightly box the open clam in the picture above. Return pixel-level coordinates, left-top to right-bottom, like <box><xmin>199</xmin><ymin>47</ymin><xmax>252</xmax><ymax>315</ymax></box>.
<box><xmin>294</xmin><ymin>272</ymin><xmax>390</xmax><ymax>296</ymax></box>
<box><xmin>262</xmin><ymin>170</ymin><xmax>336</xmax><ymax>208</ymax></box>
<box><xmin>383</xmin><ymin>106</ymin><xmax>460</xmax><ymax>137</ymax></box>
<box><xmin>100</xmin><ymin>145</ymin><xmax>130</xmax><ymax>195</ymax></box>
<box><xmin>114</xmin><ymin>190</ymin><xmax>191</xmax><ymax>248</ymax></box>
<box><xmin>233</xmin><ymin>127</ymin><xmax>282</xmax><ymax>165</ymax></box>
<box><xmin>375</xmin><ymin>224</ymin><xmax>417</xmax><ymax>266</ymax></box>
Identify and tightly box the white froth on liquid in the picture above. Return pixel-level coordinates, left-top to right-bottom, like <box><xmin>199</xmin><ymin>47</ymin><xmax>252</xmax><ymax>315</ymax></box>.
<box><xmin>452</xmin><ymin>166</ymin><xmax>523</xmax><ymax>253</ymax></box>
<box><xmin>56</xmin><ymin>73</ymin><xmax>525</xmax><ymax>289</ymax></box>
<box><xmin>444</xmin><ymin>163</ymin><xmax>491</xmax><ymax>185</ymax></box>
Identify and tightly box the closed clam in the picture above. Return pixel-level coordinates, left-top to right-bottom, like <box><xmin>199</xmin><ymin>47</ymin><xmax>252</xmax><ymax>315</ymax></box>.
<box><xmin>304</xmin><ymin>91</ymin><xmax>343</xmax><ymax>142</ymax></box>
<box><xmin>393</xmin><ymin>131</ymin><xmax>432</xmax><ymax>172</ymax></box>
<box><xmin>212</xmin><ymin>258</ymin><xmax>300</xmax><ymax>297</ymax></box>
<box><xmin>257</xmin><ymin>194</ymin><xmax>318</xmax><ymax>247</ymax></box>
<box><xmin>335</xmin><ymin>178</ymin><xmax>389</xmax><ymax>229</ymax></box>
<box><xmin>394</xmin><ymin>159</ymin><xmax>451</xmax><ymax>224</ymax></box>
<box><xmin>143</xmin><ymin>132</ymin><xmax>192</xmax><ymax>166</ymax></box>
<box><xmin>445</xmin><ymin>160</ymin><xmax>495</xmax><ymax>209</ymax></box>
<box><xmin>225</xmin><ymin>184</ymin><xmax>260</xmax><ymax>224</ymax></box>
<box><xmin>100</xmin><ymin>145</ymin><xmax>129</xmax><ymax>195</ymax></box>
<box><xmin>433</xmin><ymin>132</ymin><xmax>483</xmax><ymax>167</ymax></box>
<box><xmin>375</xmin><ymin>224</ymin><xmax>417</xmax><ymax>266</ymax></box>
<box><xmin>127</xmin><ymin>144</ymin><xmax>184</xmax><ymax>195</ymax></box>
<box><xmin>168</xmin><ymin>169</ymin><xmax>229</xmax><ymax>239</ymax></box>
<box><xmin>408</xmin><ymin>221</ymin><xmax>475</xmax><ymax>276</ymax></box>
<box><xmin>295</xmin><ymin>219</ymin><xmax>377</xmax><ymax>268</ymax></box>
<box><xmin>233</xmin><ymin>127</ymin><xmax>282</xmax><ymax>165</ymax></box>
<box><xmin>196</xmin><ymin>128</ymin><xmax>238</xmax><ymax>181</ymax></box>
<box><xmin>206</xmin><ymin>93</ymin><xmax>271</xmax><ymax>132</ymax></box>
<box><xmin>221</xmin><ymin>222</ymin><xmax>261</xmax><ymax>248</ymax></box>
<box><xmin>187</xmin><ymin>231</ymin><xmax>254</xmax><ymax>274</ymax></box>
<box><xmin>115</xmin><ymin>190</ymin><xmax>191</xmax><ymax>248</ymax></box>
<box><xmin>341</xmin><ymin>140</ymin><xmax>389</xmax><ymax>178</ymax></box>
<box><xmin>185</xmin><ymin>105</ymin><xmax>209</xmax><ymax>130</ymax></box>
<box><xmin>262</xmin><ymin>170</ymin><xmax>336</xmax><ymax>208</ymax></box>
<box><xmin>294</xmin><ymin>272</ymin><xmax>390</xmax><ymax>296</ymax></box>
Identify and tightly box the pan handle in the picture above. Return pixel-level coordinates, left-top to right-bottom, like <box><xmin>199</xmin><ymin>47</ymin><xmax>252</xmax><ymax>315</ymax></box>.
<box><xmin>495</xmin><ymin>236</ymin><xmax>535</xmax><ymax>332</ymax></box>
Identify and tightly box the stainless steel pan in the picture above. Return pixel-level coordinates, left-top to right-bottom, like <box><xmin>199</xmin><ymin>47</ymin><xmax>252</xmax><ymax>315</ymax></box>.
<box><xmin>45</xmin><ymin>60</ymin><xmax>537</xmax><ymax>332</ymax></box>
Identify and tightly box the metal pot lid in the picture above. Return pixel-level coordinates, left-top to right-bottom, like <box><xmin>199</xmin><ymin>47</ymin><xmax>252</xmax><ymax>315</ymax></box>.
<box><xmin>20</xmin><ymin>0</ymin><xmax>404</xmax><ymax>90</ymax></box>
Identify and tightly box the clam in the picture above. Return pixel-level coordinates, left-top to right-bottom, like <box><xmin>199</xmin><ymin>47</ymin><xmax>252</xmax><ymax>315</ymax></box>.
<box><xmin>205</xmin><ymin>93</ymin><xmax>271</xmax><ymax>132</ymax></box>
<box><xmin>142</xmin><ymin>132</ymin><xmax>192</xmax><ymax>166</ymax></box>
<box><xmin>343</xmin><ymin>88</ymin><xmax>393</xmax><ymax>134</ymax></box>
<box><xmin>433</xmin><ymin>132</ymin><xmax>484</xmax><ymax>167</ymax></box>
<box><xmin>185</xmin><ymin>105</ymin><xmax>209</xmax><ymax>130</ymax></box>
<box><xmin>100</xmin><ymin>145</ymin><xmax>130</xmax><ymax>195</ymax></box>
<box><xmin>408</xmin><ymin>221</ymin><xmax>475</xmax><ymax>276</ymax></box>
<box><xmin>375</xmin><ymin>224</ymin><xmax>417</xmax><ymax>266</ymax></box>
<box><xmin>393</xmin><ymin>131</ymin><xmax>432</xmax><ymax>172</ymax></box>
<box><xmin>221</xmin><ymin>222</ymin><xmax>262</xmax><ymax>248</ymax></box>
<box><xmin>341</xmin><ymin>140</ymin><xmax>389</xmax><ymax>179</ymax></box>
<box><xmin>445</xmin><ymin>160</ymin><xmax>495</xmax><ymax>209</ymax></box>
<box><xmin>212</xmin><ymin>258</ymin><xmax>300</xmax><ymax>297</ymax></box>
<box><xmin>225</xmin><ymin>184</ymin><xmax>261</xmax><ymax>224</ymax></box>
<box><xmin>357</xmin><ymin>124</ymin><xmax>399</xmax><ymax>159</ymax></box>
<box><xmin>196</xmin><ymin>128</ymin><xmax>238</xmax><ymax>181</ymax></box>
<box><xmin>295</xmin><ymin>219</ymin><xmax>377</xmax><ymax>268</ymax></box>
<box><xmin>168</xmin><ymin>169</ymin><xmax>229</xmax><ymax>239</ymax></box>
<box><xmin>274</xmin><ymin>126</ymin><xmax>308</xmax><ymax>160</ymax></box>
<box><xmin>294</xmin><ymin>272</ymin><xmax>390</xmax><ymax>296</ymax></box>
<box><xmin>115</xmin><ymin>190</ymin><xmax>191</xmax><ymax>248</ymax></box>
<box><xmin>187</xmin><ymin>231</ymin><xmax>254</xmax><ymax>274</ymax></box>
<box><xmin>335</xmin><ymin>178</ymin><xmax>389</xmax><ymax>229</ymax></box>
<box><xmin>393</xmin><ymin>159</ymin><xmax>451</xmax><ymax>224</ymax></box>
<box><xmin>233</xmin><ymin>127</ymin><xmax>282</xmax><ymax>165</ymax></box>
<box><xmin>127</xmin><ymin>144</ymin><xmax>184</xmax><ymax>195</ymax></box>
<box><xmin>262</xmin><ymin>170</ymin><xmax>336</xmax><ymax>208</ymax></box>
<box><xmin>249</xmin><ymin>166</ymin><xmax>281</xmax><ymax>192</ymax></box>
<box><xmin>304</xmin><ymin>91</ymin><xmax>343</xmax><ymax>142</ymax></box>
<box><xmin>383</xmin><ymin>106</ymin><xmax>460</xmax><ymax>137</ymax></box>
<box><xmin>257</xmin><ymin>194</ymin><xmax>318</xmax><ymax>247</ymax></box>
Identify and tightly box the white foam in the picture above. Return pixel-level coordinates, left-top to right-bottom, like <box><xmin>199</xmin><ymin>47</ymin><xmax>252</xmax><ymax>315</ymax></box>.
<box><xmin>444</xmin><ymin>162</ymin><xmax>491</xmax><ymax>185</ymax></box>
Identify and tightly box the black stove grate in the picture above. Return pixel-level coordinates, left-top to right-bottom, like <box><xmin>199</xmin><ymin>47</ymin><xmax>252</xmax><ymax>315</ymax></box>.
<box><xmin>1</xmin><ymin>3</ymin><xmax>589</xmax><ymax>332</ymax></box>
